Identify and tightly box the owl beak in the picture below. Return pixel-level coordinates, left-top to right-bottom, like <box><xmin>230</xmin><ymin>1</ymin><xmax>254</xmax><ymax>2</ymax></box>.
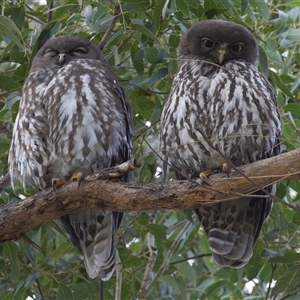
<box><xmin>217</xmin><ymin>49</ymin><xmax>226</xmax><ymax>65</ymax></box>
<box><xmin>58</xmin><ymin>53</ymin><xmax>67</xmax><ymax>66</ymax></box>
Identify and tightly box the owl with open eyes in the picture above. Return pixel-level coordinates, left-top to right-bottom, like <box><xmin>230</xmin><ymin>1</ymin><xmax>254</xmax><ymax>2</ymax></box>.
<box><xmin>160</xmin><ymin>20</ymin><xmax>282</xmax><ymax>267</ymax></box>
<box><xmin>9</xmin><ymin>36</ymin><xmax>133</xmax><ymax>280</ymax></box>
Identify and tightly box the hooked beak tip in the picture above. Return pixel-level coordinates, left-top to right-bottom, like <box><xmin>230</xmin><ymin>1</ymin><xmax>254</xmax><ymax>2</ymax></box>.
<box><xmin>58</xmin><ymin>53</ymin><xmax>67</xmax><ymax>65</ymax></box>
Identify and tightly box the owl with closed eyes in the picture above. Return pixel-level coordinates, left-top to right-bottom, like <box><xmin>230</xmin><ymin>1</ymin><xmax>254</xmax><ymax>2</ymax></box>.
<box><xmin>160</xmin><ymin>20</ymin><xmax>282</xmax><ymax>267</ymax></box>
<box><xmin>9</xmin><ymin>36</ymin><xmax>133</xmax><ymax>280</ymax></box>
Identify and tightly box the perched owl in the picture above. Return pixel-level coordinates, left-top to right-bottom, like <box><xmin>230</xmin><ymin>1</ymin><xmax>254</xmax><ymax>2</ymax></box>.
<box><xmin>9</xmin><ymin>36</ymin><xmax>133</xmax><ymax>280</ymax></box>
<box><xmin>160</xmin><ymin>20</ymin><xmax>282</xmax><ymax>267</ymax></box>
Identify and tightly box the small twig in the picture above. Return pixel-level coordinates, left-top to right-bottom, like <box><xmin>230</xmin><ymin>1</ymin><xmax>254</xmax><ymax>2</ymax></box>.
<box><xmin>93</xmin><ymin>158</ymin><xmax>141</xmax><ymax>180</ymax></box>
<box><xmin>139</xmin><ymin>213</ymin><xmax>158</xmax><ymax>293</ymax></box>
<box><xmin>100</xmin><ymin>280</ymin><xmax>104</xmax><ymax>300</ymax></box>
<box><xmin>137</xmin><ymin>220</ymin><xmax>191</xmax><ymax>299</ymax></box>
<box><xmin>123</xmin><ymin>80</ymin><xmax>169</xmax><ymax>95</ymax></box>
<box><xmin>21</xmin><ymin>234</ymin><xmax>43</xmax><ymax>253</ymax></box>
<box><xmin>276</xmin><ymin>292</ymin><xmax>298</xmax><ymax>300</ymax></box>
<box><xmin>266</xmin><ymin>263</ymin><xmax>276</xmax><ymax>300</ymax></box>
<box><xmin>170</xmin><ymin>253</ymin><xmax>211</xmax><ymax>265</ymax></box>
<box><xmin>36</xmin><ymin>278</ymin><xmax>45</xmax><ymax>300</ymax></box>
<box><xmin>99</xmin><ymin>1</ymin><xmax>121</xmax><ymax>50</ymax></box>
<box><xmin>0</xmin><ymin>173</ymin><xmax>11</xmax><ymax>192</ymax></box>
<box><xmin>47</xmin><ymin>0</ymin><xmax>54</xmax><ymax>22</ymax></box>
<box><xmin>115</xmin><ymin>251</ymin><xmax>122</xmax><ymax>300</ymax></box>
<box><xmin>25</xmin><ymin>12</ymin><xmax>46</xmax><ymax>25</ymax></box>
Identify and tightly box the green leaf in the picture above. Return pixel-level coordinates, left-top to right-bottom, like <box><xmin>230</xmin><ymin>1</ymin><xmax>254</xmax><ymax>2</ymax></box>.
<box><xmin>122</xmin><ymin>255</ymin><xmax>144</xmax><ymax>268</ymax></box>
<box><xmin>147</xmin><ymin>68</ymin><xmax>168</xmax><ymax>87</ymax></box>
<box><xmin>273</xmin><ymin>265</ymin><xmax>300</xmax><ymax>293</ymax></box>
<box><xmin>131</xmin><ymin>43</ymin><xmax>144</xmax><ymax>75</ymax></box>
<box><xmin>270</xmin><ymin>251</ymin><xmax>300</xmax><ymax>264</ymax></box>
<box><xmin>0</xmin><ymin>76</ymin><xmax>21</xmax><ymax>91</ymax></box>
<box><xmin>284</xmin><ymin>1</ymin><xmax>300</xmax><ymax>6</ymax></box>
<box><xmin>132</xmin><ymin>24</ymin><xmax>159</xmax><ymax>43</ymax></box>
<box><xmin>10</xmin><ymin>7</ymin><xmax>25</xmax><ymax>30</ymax></box>
<box><xmin>9</xmin><ymin>263</ymin><xmax>20</xmax><ymax>283</ymax></box>
<box><xmin>271</xmin><ymin>71</ymin><xmax>294</xmax><ymax>99</ymax></box>
<box><xmin>144</xmin><ymin>224</ymin><xmax>167</xmax><ymax>241</ymax></box>
<box><xmin>206</xmin><ymin>280</ymin><xmax>228</xmax><ymax>297</ymax></box>
<box><xmin>264</xmin><ymin>227</ymin><xmax>280</xmax><ymax>242</ymax></box>
<box><xmin>249</xmin><ymin>0</ymin><xmax>270</xmax><ymax>19</ymax></box>
<box><xmin>58</xmin><ymin>283</ymin><xmax>74</xmax><ymax>300</ymax></box>
<box><xmin>245</xmin><ymin>239</ymin><xmax>265</xmax><ymax>279</ymax></box>
<box><xmin>283</xmin><ymin>29</ymin><xmax>300</xmax><ymax>41</ymax></box>
<box><xmin>0</xmin><ymin>16</ymin><xmax>24</xmax><ymax>50</ymax></box>
<box><xmin>0</xmin><ymin>108</ymin><xmax>9</xmax><ymax>120</ymax></box>
<box><xmin>160</xmin><ymin>275</ymin><xmax>179</xmax><ymax>290</ymax></box>
<box><xmin>0</xmin><ymin>140</ymin><xmax>10</xmax><ymax>157</ymax></box>
<box><xmin>178</xmin><ymin>262</ymin><xmax>196</xmax><ymax>287</ymax></box>
<box><xmin>176</xmin><ymin>1</ymin><xmax>190</xmax><ymax>17</ymax></box>
<box><xmin>3</xmin><ymin>241</ymin><xmax>19</xmax><ymax>263</ymax></box>
<box><xmin>292</xmin><ymin>210</ymin><xmax>300</xmax><ymax>226</ymax></box>
<box><xmin>241</xmin><ymin>0</ymin><xmax>249</xmax><ymax>14</ymax></box>
<box><xmin>205</xmin><ymin>8</ymin><xmax>229</xmax><ymax>19</ymax></box>
<box><xmin>258</xmin><ymin>46</ymin><xmax>269</xmax><ymax>77</ymax></box>
<box><xmin>145</xmin><ymin>47</ymin><xmax>160</xmax><ymax>64</ymax></box>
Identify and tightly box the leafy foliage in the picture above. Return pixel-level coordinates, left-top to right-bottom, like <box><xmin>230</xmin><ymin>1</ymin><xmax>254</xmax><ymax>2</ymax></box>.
<box><xmin>0</xmin><ymin>0</ymin><xmax>300</xmax><ymax>299</ymax></box>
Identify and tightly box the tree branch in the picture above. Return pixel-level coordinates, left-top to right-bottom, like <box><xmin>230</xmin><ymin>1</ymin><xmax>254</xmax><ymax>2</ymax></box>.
<box><xmin>98</xmin><ymin>1</ymin><xmax>121</xmax><ymax>50</ymax></box>
<box><xmin>1</xmin><ymin>149</ymin><xmax>300</xmax><ymax>243</ymax></box>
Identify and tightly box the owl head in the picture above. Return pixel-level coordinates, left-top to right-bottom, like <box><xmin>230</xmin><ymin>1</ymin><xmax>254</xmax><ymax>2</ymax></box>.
<box><xmin>179</xmin><ymin>20</ymin><xmax>259</xmax><ymax>66</ymax></box>
<box><xmin>31</xmin><ymin>36</ymin><xmax>106</xmax><ymax>71</ymax></box>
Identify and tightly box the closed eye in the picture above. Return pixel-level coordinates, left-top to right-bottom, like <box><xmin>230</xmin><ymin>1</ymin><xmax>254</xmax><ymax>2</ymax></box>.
<box><xmin>44</xmin><ymin>48</ymin><xmax>57</xmax><ymax>58</ymax></box>
<box><xmin>72</xmin><ymin>47</ymin><xmax>87</xmax><ymax>55</ymax></box>
<box><xmin>230</xmin><ymin>43</ymin><xmax>244</xmax><ymax>53</ymax></box>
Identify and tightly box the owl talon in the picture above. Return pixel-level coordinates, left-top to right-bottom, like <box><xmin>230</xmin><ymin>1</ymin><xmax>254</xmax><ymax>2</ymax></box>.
<box><xmin>52</xmin><ymin>178</ymin><xmax>67</xmax><ymax>192</ymax></box>
<box><xmin>77</xmin><ymin>172</ymin><xmax>84</xmax><ymax>188</ymax></box>
<box><xmin>199</xmin><ymin>170</ymin><xmax>215</xmax><ymax>180</ymax></box>
<box><xmin>69</xmin><ymin>172</ymin><xmax>84</xmax><ymax>188</ymax></box>
<box><xmin>222</xmin><ymin>163</ymin><xmax>230</xmax><ymax>178</ymax></box>
<box><xmin>199</xmin><ymin>171</ymin><xmax>213</xmax><ymax>186</ymax></box>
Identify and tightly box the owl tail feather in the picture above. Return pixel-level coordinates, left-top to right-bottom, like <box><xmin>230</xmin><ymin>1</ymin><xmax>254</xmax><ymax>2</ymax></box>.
<box><xmin>80</xmin><ymin>211</ymin><xmax>118</xmax><ymax>280</ymax></box>
<box><xmin>208</xmin><ymin>219</ymin><xmax>255</xmax><ymax>268</ymax></box>
<box><xmin>57</xmin><ymin>210</ymin><xmax>121</xmax><ymax>280</ymax></box>
<box><xmin>196</xmin><ymin>196</ymin><xmax>270</xmax><ymax>268</ymax></box>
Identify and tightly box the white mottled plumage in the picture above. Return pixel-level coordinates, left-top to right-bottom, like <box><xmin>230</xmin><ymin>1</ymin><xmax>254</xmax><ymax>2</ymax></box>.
<box><xmin>9</xmin><ymin>36</ymin><xmax>133</xmax><ymax>279</ymax></box>
<box><xmin>160</xmin><ymin>20</ymin><xmax>282</xmax><ymax>267</ymax></box>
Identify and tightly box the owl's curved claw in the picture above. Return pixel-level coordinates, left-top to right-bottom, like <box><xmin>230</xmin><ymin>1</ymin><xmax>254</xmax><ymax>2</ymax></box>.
<box><xmin>52</xmin><ymin>172</ymin><xmax>83</xmax><ymax>191</ymax></box>
<box><xmin>69</xmin><ymin>172</ymin><xmax>84</xmax><ymax>189</ymax></box>
<box><xmin>222</xmin><ymin>163</ymin><xmax>230</xmax><ymax>178</ymax></box>
<box><xmin>199</xmin><ymin>171</ymin><xmax>213</xmax><ymax>186</ymax></box>
<box><xmin>52</xmin><ymin>178</ymin><xmax>67</xmax><ymax>192</ymax></box>
<box><xmin>77</xmin><ymin>172</ymin><xmax>84</xmax><ymax>189</ymax></box>
<box><xmin>199</xmin><ymin>163</ymin><xmax>230</xmax><ymax>184</ymax></box>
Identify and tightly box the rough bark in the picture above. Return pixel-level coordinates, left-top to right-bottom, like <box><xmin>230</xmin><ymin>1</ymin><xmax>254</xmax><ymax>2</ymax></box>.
<box><xmin>1</xmin><ymin>149</ymin><xmax>300</xmax><ymax>243</ymax></box>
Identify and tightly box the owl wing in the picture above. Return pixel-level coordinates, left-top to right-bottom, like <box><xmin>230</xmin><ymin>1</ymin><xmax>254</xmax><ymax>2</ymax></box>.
<box><xmin>9</xmin><ymin>74</ymin><xmax>54</xmax><ymax>191</ymax></box>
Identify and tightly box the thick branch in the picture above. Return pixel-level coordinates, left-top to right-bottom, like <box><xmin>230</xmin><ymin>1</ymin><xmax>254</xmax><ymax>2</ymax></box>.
<box><xmin>1</xmin><ymin>149</ymin><xmax>300</xmax><ymax>243</ymax></box>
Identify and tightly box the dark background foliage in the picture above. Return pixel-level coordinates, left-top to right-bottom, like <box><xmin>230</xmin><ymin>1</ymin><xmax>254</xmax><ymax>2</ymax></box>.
<box><xmin>0</xmin><ymin>0</ymin><xmax>300</xmax><ymax>299</ymax></box>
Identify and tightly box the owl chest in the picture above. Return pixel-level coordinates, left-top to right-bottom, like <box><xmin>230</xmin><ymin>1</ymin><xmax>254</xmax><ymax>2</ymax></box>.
<box><xmin>30</xmin><ymin>74</ymin><xmax>116</xmax><ymax>175</ymax></box>
<box><xmin>163</xmin><ymin>72</ymin><xmax>272</xmax><ymax>172</ymax></box>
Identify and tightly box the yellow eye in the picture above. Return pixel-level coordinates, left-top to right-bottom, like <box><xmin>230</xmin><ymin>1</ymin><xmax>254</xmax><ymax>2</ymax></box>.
<box><xmin>202</xmin><ymin>38</ymin><xmax>215</xmax><ymax>48</ymax></box>
<box><xmin>73</xmin><ymin>47</ymin><xmax>87</xmax><ymax>55</ymax></box>
<box><xmin>231</xmin><ymin>43</ymin><xmax>244</xmax><ymax>53</ymax></box>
